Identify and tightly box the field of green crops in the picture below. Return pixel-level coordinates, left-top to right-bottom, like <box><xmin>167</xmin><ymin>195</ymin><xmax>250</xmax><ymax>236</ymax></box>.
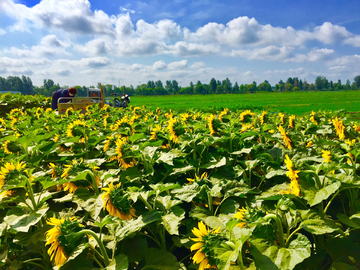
<box><xmin>132</xmin><ymin>90</ymin><xmax>360</xmax><ymax>115</ymax></box>
<box><xmin>1</xmin><ymin>93</ymin><xmax>360</xmax><ymax>269</ymax></box>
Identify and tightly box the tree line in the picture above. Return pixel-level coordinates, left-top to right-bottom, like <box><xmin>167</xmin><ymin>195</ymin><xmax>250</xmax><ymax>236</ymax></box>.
<box><xmin>1</xmin><ymin>75</ymin><xmax>360</xmax><ymax>97</ymax></box>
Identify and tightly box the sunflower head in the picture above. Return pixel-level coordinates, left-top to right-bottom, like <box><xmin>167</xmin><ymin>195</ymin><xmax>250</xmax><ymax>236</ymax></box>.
<box><xmin>2</xmin><ymin>140</ymin><xmax>22</xmax><ymax>155</ymax></box>
<box><xmin>0</xmin><ymin>161</ymin><xmax>26</xmax><ymax>189</ymax></box>
<box><xmin>102</xmin><ymin>181</ymin><xmax>136</xmax><ymax>220</ymax></box>
<box><xmin>234</xmin><ymin>207</ymin><xmax>248</xmax><ymax>228</ymax></box>
<box><xmin>45</xmin><ymin>217</ymin><xmax>86</xmax><ymax>267</ymax></box>
<box><xmin>61</xmin><ymin>159</ymin><xmax>99</xmax><ymax>193</ymax></box>
<box><xmin>190</xmin><ymin>221</ymin><xmax>224</xmax><ymax>269</ymax></box>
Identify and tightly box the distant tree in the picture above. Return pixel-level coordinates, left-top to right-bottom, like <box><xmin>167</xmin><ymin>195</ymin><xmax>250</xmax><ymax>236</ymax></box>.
<box><xmin>233</xmin><ymin>82</ymin><xmax>240</xmax><ymax>93</ymax></box>
<box><xmin>165</xmin><ymin>80</ymin><xmax>172</xmax><ymax>92</ymax></box>
<box><xmin>285</xmin><ymin>82</ymin><xmax>292</xmax><ymax>92</ymax></box>
<box><xmin>172</xmin><ymin>80</ymin><xmax>179</xmax><ymax>94</ymax></box>
<box><xmin>155</xmin><ymin>80</ymin><xmax>163</xmax><ymax>88</ymax></box>
<box><xmin>44</xmin><ymin>79</ymin><xmax>55</xmax><ymax>91</ymax></box>
<box><xmin>147</xmin><ymin>80</ymin><xmax>155</xmax><ymax>89</ymax></box>
<box><xmin>286</xmin><ymin>77</ymin><xmax>294</xmax><ymax>87</ymax></box>
<box><xmin>189</xmin><ymin>82</ymin><xmax>194</xmax><ymax>93</ymax></box>
<box><xmin>22</xmin><ymin>75</ymin><xmax>33</xmax><ymax>95</ymax></box>
<box><xmin>315</xmin><ymin>76</ymin><xmax>328</xmax><ymax>90</ymax></box>
<box><xmin>239</xmin><ymin>84</ymin><xmax>246</xmax><ymax>93</ymax></box>
<box><xmin>303</xmin><ymin>80</ymin><xmax>309</xmax><ymax>90</ymax></box>
<box><xmin>354</xmin><ymin>76</ymin><xmax>360</xmax><ymax>89</ymax></box>
<box><xmin>0</xmin><ymin>77</ymin><xmax>7</xmax><ymax>91</ymax></box>
<box><xmin>298</xmin><ymin>79</ymin><xmax>303</xmax><ymax>90</ymax></box>
<box><xmin>258</xmin><ymin>80</ymin><xmax>272</xmax><ymax>92</ymax></box>
<box><xmin>216</xmin><ymin>85</ymin><xmax>224</xmax><ymax>94</ymax></box>
<box><xmin>222</xmin><ymin>78</ymin><xmax>232</xmax><ymax>93</ymax></box>
<box><xmin>209</xmin><ymin>78</ymin><xmax>217</xmax><ymax>93</ymax></box>
<box><xmin>346</xmin><ymin>79</ymin><xmax>351</xmax><ymax>90</ymax></box>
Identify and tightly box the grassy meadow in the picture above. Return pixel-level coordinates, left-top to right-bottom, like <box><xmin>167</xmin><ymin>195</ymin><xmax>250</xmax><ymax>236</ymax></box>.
<box><xmin>130</xmin><ymin>90</ymin><xmax>360</xmax><ymax>115</ymax></box>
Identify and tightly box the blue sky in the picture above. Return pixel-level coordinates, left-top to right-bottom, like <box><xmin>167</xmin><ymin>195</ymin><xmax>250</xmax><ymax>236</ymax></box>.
<box><xmin>0</xmin><ymin>0</ymin><xmax>359</xmax><ymax>88</ymax></box>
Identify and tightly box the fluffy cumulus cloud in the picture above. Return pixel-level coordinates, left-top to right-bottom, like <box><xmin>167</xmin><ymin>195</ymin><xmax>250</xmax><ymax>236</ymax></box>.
<box><xmin>226</xmin><ymin>46</ymin><xmax>293</xmax><ymax>61</ymax></box>
<box><xmin>4</xmin><ymin>35</ymin><xmax>71</xmax><ymax>58</ymax></box>
<box><xmin>153</xmin><ymin>60</ymin><xmax>167</xmax><ymax>70</ymax></box>
<box><xmin>0</xmin><ymin>0</ymin><xmax>359</xmax><ymax>86</ymax></box>
<box><xmin>285</xmin><ymin>48</ymin><xmax>335</xmax><ymax>63</ymax></box>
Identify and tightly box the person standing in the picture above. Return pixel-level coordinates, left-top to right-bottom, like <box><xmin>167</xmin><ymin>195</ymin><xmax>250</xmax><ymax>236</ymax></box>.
<box><xmin>51</xmin><ymin>87</ymin><xmax>77</xmax><ymax>110</ymax></box>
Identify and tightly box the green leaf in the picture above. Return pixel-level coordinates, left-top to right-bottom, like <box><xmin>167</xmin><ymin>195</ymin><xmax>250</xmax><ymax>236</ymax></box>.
<box><xmin>118</xmin><ymin>237</ymin><xmax>149</xmax><ymax>263</ymax></box>
<box><xmin>171</xmin><ymin>183</ymin><xmax>198</xmax><ymax>202</ymax></box>
<box><xmin>250</xmin><ymin>234</ymin><xmax>311</xmax><ymax>270</ymax></box>
<box><xmin>257</xmin><ymin>183</ymin><xmax>290</xmax><ymax>200</ymax></box>
<box><xmin>156</xmin><ymin>149</ymin><xmax>186</xmax><ymax>165</ymax></box>
<box><xmin>143</xmin><ymin>248</ymin><xmax>180</xmax><ymax>270</ymax></box>
<box><xmin>330</xmin><ymin>262</ymin><xmax>358</xmax><ymax>270</ymax></box>
<box><xmin>115</xmin><ymin>211</ymin><xmax>162</xmax><ymax>240</ymax></box>
<box><xmin>337</xmin><ymin>213</ymin><xmax>360</xmax><ymax>229</ymax></box>
<box><xmin>202</xmin><ymin>157</ymin><xmax>227</xmax><ymax>169</ymax></box>
<box><xmin>73</xmin><ymin>189</ymin><xmax>103</xmax><ymax>220</ymax></box>
<box><xmin>301</xmin><ymin>180</ymin><xmax>341</xmax><ymax>207</ymax></box>
<box><xmin>106</xmin><ymin>254</ymin><xmax>128</xmax><ymax>270</ymax></box>
<box><xmin>4</xmin><ymin>204</ymin><xmax>49</xmax><ymax>232</ymax></box>
<box><xmin>220</xmin><ymin>199</ymin><xmax>239</xmax><ymax>215</ymax></box>
<box><xmin>300</xmin><ymin>218</ymin><xmax>341</xmax><ymax>235</ymax></box>
<box><xmin>162</xmin><ymin>210</ymin><xmax>185</xmax><ymax>235</ymax></box>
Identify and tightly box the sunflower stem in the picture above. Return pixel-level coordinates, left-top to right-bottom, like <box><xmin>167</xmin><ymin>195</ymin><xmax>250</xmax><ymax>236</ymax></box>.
<box><xmin>90</xmin><ymin>172</ymin><xmax>99</xmax><ymax>196</ymax></box>
<box><xmin>139</xmin><ymin>194</ymin><xmax>153</xmax><ymax>210</ymax></box>
<box><xmin>75</xmin><ymin>230</ymin><xmax>110</xmax><ymax>266</ymax></box>
<box><xmin>26</xmin><ymin>178</ymin><xmax>37</xmax><ymax>211</ymax></box>
<box><xmin>264</xmin><ymin>214</ymin><xmax>285</xmax><ymax>247</ymax></box>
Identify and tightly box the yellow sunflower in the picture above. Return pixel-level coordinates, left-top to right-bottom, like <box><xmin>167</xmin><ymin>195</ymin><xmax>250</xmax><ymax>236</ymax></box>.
<box><xmin>259</xmin><ymin>111</ymin><xmax>267</xmax><ymax>125</ymax></box>
<box><xmin>278</xmin><ymin>125</ymin><xmax>292</xmax><ymax>150</ymax></box>
<box><xmin>45</xmin><ymin>217</ymin><xmax>67</xmax><ymax>267</ymax></box>
<box><xmin>60</xmin><ymin>159</ymin><xmax>99</xmax><ymax>193</ymax></box>
<box><xmin>281</xmin><ymin>155</ymin><xmax>301</xmax><ymax>196</ymax></box>
<box><xmin>0</xmin><ymin>161</ymin><xmax>26</xmax><ymax>189</ymax></box>
<box><xmin>234</xmin><ymin>207</ymin><xmax>248</xmax><ymax>228</ymax></box>
<box><xmin>207</xmin><ymin>114</ymin><xmax>217</xmax><ymax>135</ymax></box>
<box><xmin>187</xmin><ymin>172</ymin><xmax>208</xmax><ymax>183</ymax></box>
<box><xmin>101</xmin><ymin>181</ymin><xmax>136</xmax><ymax>220</ymax></box>
<box><xmin>288</xmin><ymin>115</ymin><xmax>296</xmax><ymax>129</ymax></box>
<box><xmin>166</xmin><ymin>117</ymin><xmax>179</xmax><ymax>144</ymax></box>
<box><xmin>45</xmin><ymin>217</ymin><xmax>85</xmax><ymax>267</ymax></box>
<box><xmin>150</xmin><ymin>124</ymin><xmax>162</xmax><ymax>140</ymax></box>
<box><xmin>322</xmin><ymin>150</ymin><xmax>331</xmax><ymax>163</ymax></box>
<box><xmin>332</xmin><ymin>117</ymin><xmax>345</xmax><ymax>140</ymax></box>
<box><xmin>66</xmin><ymin>119</ymin><xmax>87</xmax><ymax>140</ymax></box>
<box><xmin>190</xmin><ymin>221</ymin><xmax>220</xmax><ymax>270</ymax></box>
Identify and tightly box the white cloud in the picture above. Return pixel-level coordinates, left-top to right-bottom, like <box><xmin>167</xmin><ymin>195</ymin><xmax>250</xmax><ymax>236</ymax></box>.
<box><xmin>344</xmin><ymin>36</ymin><xmax>360</xmax><ymax>47</ymax></box>
<box><xmin>8</xmin><ymin>67</ymin><xmax>33</xmax><ymax>75</ymax></box>
<box><xmin>0</xmin><ymin>56</ymin><xmax>50</xmax><ymax>67</ymax></box>
<box><xmin>327</xmin><ymin>54</ymin><xmax>360</xmax><ymax>66</ymax></box>
<box><xmin>285</xmin><ymin>48</ymin><xmax>334</xmax><ymax>62</ymax></box>
<box><xmin>4</xmin><ymin>35</ymin><xmax>70</xmax><ymax>58</ymax></box>
<box><xmin>167</xmin><ymin>42</ymin><xmax>221</xmax><ymax>56</ymax></box>
<box><xmin>190</xmin><ymin>62</ymin><xmax>205</xmax><ymax>69</ymax></box>
<box><xmin>168</xmin><ymin>60</ymin><xmax>188</xmax><ymax>69</ymax></box>
<box><xmin>153</xmin><ymin>60</ymin><xmax>167</xmax><ymax>70</ymax></box>
<box><xmin>313</xmin><ymin>22</ymin><xmax>351</xmax><ymax>44</ymax></box>
<box><xmin>0</xmin><ymin>29</ymin><xmax>6</xmax><ymax>35</ymax></box>
<box><xmin>226</xmin><ymin>46</ymin><xmax>293</xmax><ymax>61</ymax></box>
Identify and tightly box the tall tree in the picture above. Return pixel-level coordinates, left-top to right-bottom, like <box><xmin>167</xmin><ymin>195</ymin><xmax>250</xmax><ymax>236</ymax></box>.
<box><xmin>155</xmin><ymin>80</ymin><xmax>163</xmax><ymax>88</ymax></box>
<box><xmin>209</xmin><ymin>78</ymin><xmax>217</xmax><ymax>93</ymax></box>
<box><xmin>172</xmin><ymin>80</ymin><xmax>179</xmax><ymax>94</ymax></box>
<box><xmin>354</xmin><ymin>75</ymin><xmax>360</xmax><ymax>89</ymax></box>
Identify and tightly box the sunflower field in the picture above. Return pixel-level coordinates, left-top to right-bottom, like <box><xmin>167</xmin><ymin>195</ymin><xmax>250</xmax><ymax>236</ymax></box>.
<box><xmin>1</xmin><ymin>93</ymin><xmax>360</xmax><ymax>270</ymax></box>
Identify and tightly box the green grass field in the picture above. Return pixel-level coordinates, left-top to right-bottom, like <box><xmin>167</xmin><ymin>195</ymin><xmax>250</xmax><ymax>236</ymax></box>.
<box><xmin>128</xmin><ymin>90</ymin><xmax>360</xmax><ymax>115</ymax></box>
